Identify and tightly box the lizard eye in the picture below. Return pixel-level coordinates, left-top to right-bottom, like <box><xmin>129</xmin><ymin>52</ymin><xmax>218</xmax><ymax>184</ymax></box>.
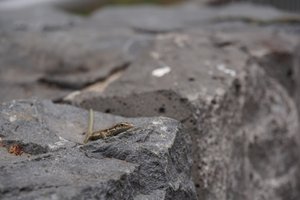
<box><xmin>119</xmin><ymin>122</ymin><xmax>132</xmax><ymax>127</ymax></box>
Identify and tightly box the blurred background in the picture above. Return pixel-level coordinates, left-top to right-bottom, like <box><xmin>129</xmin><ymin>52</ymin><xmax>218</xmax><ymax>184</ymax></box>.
<box><xmin>0</xmin><ymin>0</ymin><xmax>299</xmax><ymax>14</ymax></box>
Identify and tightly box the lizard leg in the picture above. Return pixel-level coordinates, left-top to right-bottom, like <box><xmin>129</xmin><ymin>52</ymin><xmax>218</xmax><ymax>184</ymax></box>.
<box><xmin>101</xmin><ymin>132</ymin><xmax>107</xmax><ymax>139</ymax></box>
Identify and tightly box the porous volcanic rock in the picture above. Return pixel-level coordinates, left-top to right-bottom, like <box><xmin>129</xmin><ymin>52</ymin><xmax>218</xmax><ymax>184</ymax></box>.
<box><xmin>70</xmin><ymin>29</ymin><xmax>300</xmax><ymax>199</ymax></box>
<box><xmin>1</xmin><ymin>1</ymin><xmax>300</xmax><ymax>200</ymax></box>
<box><xmin>0</xmin><ymin>100</ymin><xmax>196</xmax><ymax>200</ymax></box>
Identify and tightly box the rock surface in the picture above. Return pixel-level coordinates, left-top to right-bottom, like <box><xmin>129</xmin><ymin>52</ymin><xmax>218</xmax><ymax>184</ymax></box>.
<box><xmin>1</xmin><ymin>2</ymin><xmax>300</xmax><ymax>103</ymax></box>
<box><xmin>1</xmin><ymin>1</ymin><xmax>300</xmax><ymax>200</ymax></box>
<box><xmin>0</xmin><ymin>100</ymin><xmax>196</xmax><ymax>200</ymax></box>
<box><xmin>71</xmin><ymin>29</ymin><xmax>300</xmax><ymax>199</ymax></box>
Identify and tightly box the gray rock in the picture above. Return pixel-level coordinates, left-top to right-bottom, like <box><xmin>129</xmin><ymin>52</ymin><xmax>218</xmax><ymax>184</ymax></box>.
<box><xmin>0</xmin><ymin>27</ymin><xmax>152</xmax><ymax>91</ymax></box>
<box><xmin>71</xmin><ymin>30</ymin><xmax>300</xmax><ymax>199</ymax></box>
<box><xmin>1</xmin><ymin>2</ymin><xmax>299</xmax><ymax>103</ymax></box>
<box><xmin>0</xmin><ymin>6</ymin><xmax>153</xmax><ymax>103</ymax></box>
<box><xmin>0</xmin><ymin>100</ymin><xmax>197</xmax><ymax>200</ymax></box>
<box><xmin>294</xmin><ymin>43</ymin><xmax>300</xmax><ymax>121</ymax></box>
<box><xmin>1</xmin><ymin>1</ymin><xmax>300</xmax><ymax>199</ymax></box>
<box><xmin>91</xmin><ymin>3</ymin><xmax>300</xmax><ymax>34</ymax></box>
<box><xmin>90</xmin><ymin>5</ymin><xmax>185</xmax><ymax>34</ymax></box>
<box><xmin>0</xmin><ymin>7</ymin><xmax>82</xmax><ymax>31</ymax></box>
<box><xmin>0</xmin><ymin>0</ymin><xmax>107</xmax><ymax>13</ymax></box>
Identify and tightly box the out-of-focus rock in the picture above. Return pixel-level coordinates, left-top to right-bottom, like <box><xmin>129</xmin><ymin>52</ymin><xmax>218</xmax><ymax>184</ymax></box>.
<box><xmin>1</xmin><ymin>2</ymin><xmax>299</xmax><ymax>103</ymax></box>
<box><xmin>294</xmin><ymin>44</ymin><xmax>300</xmax><ymax>119</ymax></box>
<box><xmin>0</xmin><ymin>0</ymin><xmax>106</xmax><ymax>13</ymax></box>
<box><xmin>0</xmin><ymin>6</ymin><xmax>153</xmax><ymax>102</ymax></box>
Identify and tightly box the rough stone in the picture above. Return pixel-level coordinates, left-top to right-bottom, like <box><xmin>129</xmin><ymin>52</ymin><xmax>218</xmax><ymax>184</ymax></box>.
<box><xmin>0</xmin><ymin>100</ymin><xmax>196</xmax><ymax>200</ymax></box>
<box><xmin>1</xmin><ymin>1</ymin><xmax>300</xmax><ymax>199</ymax></box>
<box><xmin>294</xmin><ymin>43</ymin><xmax>300</xmax><ymax>120</ymax></box>
<box><xmin>70</xmin><ymin>29</ymin><xmax>300</xmax><ymax>199</ymax></box>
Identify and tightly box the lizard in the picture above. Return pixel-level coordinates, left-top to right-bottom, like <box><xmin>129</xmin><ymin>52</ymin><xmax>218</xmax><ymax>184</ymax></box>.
<box><xmin>83</xmin><ymin>109</ymin><xmax>134</xmax><ymax>144</ymax></box>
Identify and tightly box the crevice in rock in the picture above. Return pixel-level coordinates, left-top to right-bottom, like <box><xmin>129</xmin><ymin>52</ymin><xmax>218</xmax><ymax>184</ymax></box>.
<box><xmin>132</xmin><ymin>27</ymin><xmax>183</xmax><ymax>35</ymax></box>
<box><xmin>0</xmin><ymin>184</ymin><xmax>69</xmax><ymax>197</ymax></box>
<box><xmin>39</xmin><ymin>62</ymin><xmax>130</xmax><ymax>91</ymax></box>
<box><xmin>1</xmin><ymin>140</ymin><xmax>49</xmax><ymax>155</ymax></box>
<box><xmin>211</xmin><ymin>16</ymin><xmax>300</xmax><ymax>26</ymax></box>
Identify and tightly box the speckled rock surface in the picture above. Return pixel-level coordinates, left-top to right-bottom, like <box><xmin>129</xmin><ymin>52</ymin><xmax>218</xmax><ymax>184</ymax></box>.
<box><xmin>1</xmin><ymin>1</ymin><xmax>300</xmax><ymax>200</ymax></box>
<box><xmin>71</xmin><ymin>30</ymin><xmax>300</xmax><ymax>199</ymax></box>
<box><xmin>0</xmin><ymin>100</ymin><xmax>196</xmax><ymax>200</ymax></box>
<box><xmin>294</xmin><ymin>44</ymin><xmax>300</xmax><ymax>118</ymax></box>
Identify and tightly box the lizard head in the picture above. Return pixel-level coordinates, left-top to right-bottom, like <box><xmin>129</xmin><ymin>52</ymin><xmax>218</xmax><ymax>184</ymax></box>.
<box><xmin>115</xmin><ymin>122</ymin><xmax>134</xmax><ymax>129</ymax></box>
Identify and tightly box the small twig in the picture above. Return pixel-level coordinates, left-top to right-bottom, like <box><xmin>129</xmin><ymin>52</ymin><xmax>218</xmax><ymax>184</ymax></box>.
<box><xmin>83</xmin><ymin>109</ymin><xmax>94</xmax><ymax>144</ymax></box>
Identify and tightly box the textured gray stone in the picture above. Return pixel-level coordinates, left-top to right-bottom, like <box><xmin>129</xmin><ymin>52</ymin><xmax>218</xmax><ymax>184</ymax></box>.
<box><xmin>294</xmin><ymin>44</ymin><xmax>300</xmax><ymax>121</ymax></box>
<box><xmin>71</xmin><ymin>29</ymin><xmax>300</xmax><ymax>199</ymax></box>
<box><xmin>1</xmin><ymin>1</ymin><xmax>300</xmax><ymax>200</ymax></box>
<box><xmin>0</xmin><ymin>100</ymin><xmax>196</xmax><ymax>200</ymax></box>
